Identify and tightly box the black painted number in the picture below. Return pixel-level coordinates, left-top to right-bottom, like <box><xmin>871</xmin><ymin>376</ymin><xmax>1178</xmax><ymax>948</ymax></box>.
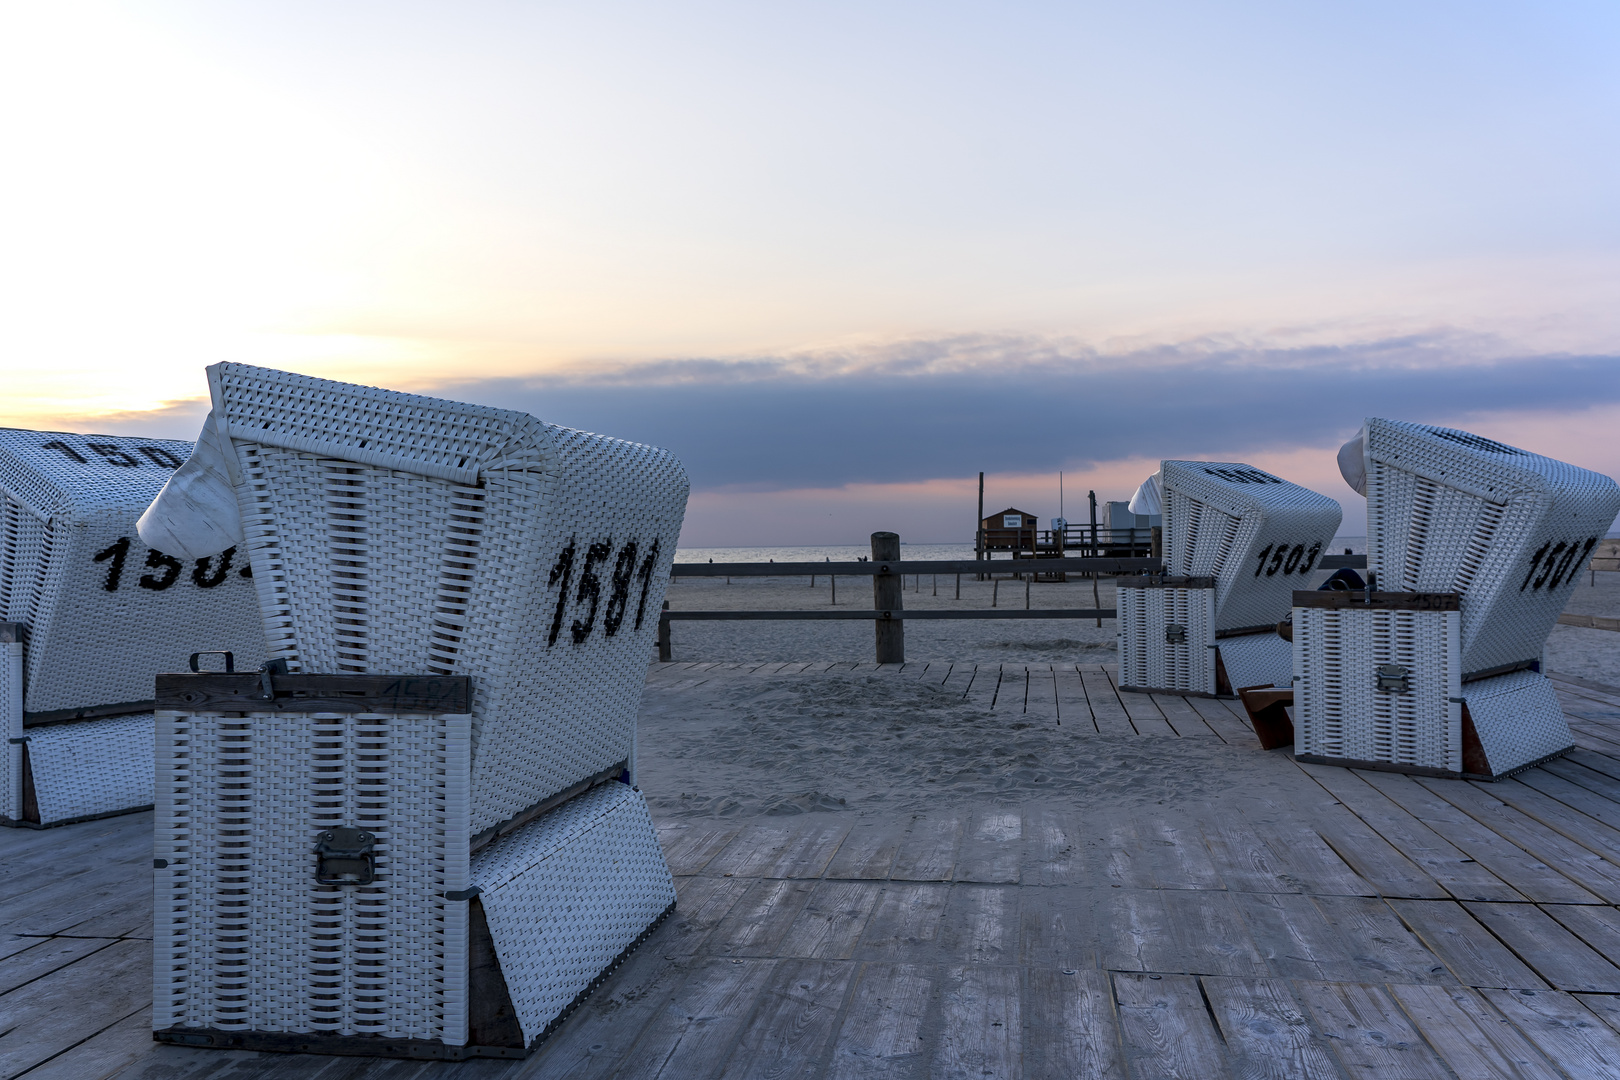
<box><xmin>140</xmin><ymin>550</ymin><xmax>182</xmax><ymax>590</ymax></box>
<box><xmin>94</xmin><ymin>536</ymin><xmax>130</xmax><ymax>591</ymax></box>
<box><xmin>635</xmin><ymin>538</ymin><xmax>661</xmax><ymax>631</ymax></box>
<box><xmin>571</xmin><ymin>541</ymin><xmax>612</xmax><ymax>643</ymax></box>
<box><xmin>39</xmin><ymin>438</ymin><xmax>182</xmax><ymax>470</ymax></box>
<box><xmin>546</xmin><ymin>540</ymin><xmax>577</xmax><ymax>646</ymax></box>
<box><xmin>545</xmin><ymin>535</ymin><xmax>663</xmax><ymax>646</ymax></box>
<box><xmin>43</xmin><ymin>440</ymin><xmax>87</xmax><ymax>464</ymax></box>
<box><xmin>1522</xmin><ymin>536</ymin><xmax>1597</xmax><ymax>592</ymax></box>
<box><xmin>1204</xmin><ymin>467</ymin><xmax>1282</xmax><ymax>484</ymax></box>
<box><xmin>192</xmin><ymin>547</ymin><xmax>236</xmax><ymax>588</ymax></box>
<box><xmin>87</xmin><ymin>443</ymin><xmax>139</xmax><ymax>468</ymax></box>
<box><xmin>603</xmin><ymin>542</ymin><xmax>637</xmax><ymax>637</ymax></box>
<box><xmin>92</xmin><ymin>537</ymin><xmax>250</xmax><ymax>593</ymax></box>
<box><xmin>1253</xmin><ymin>541</ymin><xmax>1322</xmax><ymax>578</ymax></box>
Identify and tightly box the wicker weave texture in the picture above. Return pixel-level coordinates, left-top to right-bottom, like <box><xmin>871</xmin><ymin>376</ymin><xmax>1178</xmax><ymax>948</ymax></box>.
<box><xmin>0</xmin><ymin>428</ymin><xmax>267</xmax><ymax>714</ymax></box>
<box><xmin>1161</xmin><ymin>461</ymin><xmax>1343</xmax><ymax>633</ymax></box>
<box><xmin>2</xmin><ymin>639</ymin><xmax>19</xmax><ymax>821</ymax></box>
<box><xmin>154</xmin><ymin>707</ymin><xmax>473</xmax><ymax>1043</ymax></box>
<box><xmin>1294</xmin><ymin>605</ymin><xmax>1462</xmax><ymax>771</ymax></box>
<box><xmin>26</xmin><ymin>714</ymin><xmax>154</xmax><ymax>825</ymax></box>
<box><xmin>209</xmin><ymin>363</ymin><xmax>555</xmax><ymax>486</ymax></box>
<box><xmin>208</xmin><ymin>365</ymin><xmax>688</xmax><ymax>835</ymax></box>
<box><xmin>1461</xmin><ymin>671</ymin><xmax>1573</xmax><ymax>775</ymax></box>
<box><xmin>1216</xmin><ymin>633</ymin><xmax>1292</xmax><ymax>692</ymax></box>
<box><xmin>1363</xmin><ymin>418</ymin><xmax>1620</xmax><ymax>674</ymax></box>
<box><xmin>471</xmin><ymin>781</ymin><xmax>675</xmax><ymax>1043</ymax></box>
<box><xmin>1117</xmin><ymin>586</ymin><xmax>1216</xmax><ymax>693</ymax></box>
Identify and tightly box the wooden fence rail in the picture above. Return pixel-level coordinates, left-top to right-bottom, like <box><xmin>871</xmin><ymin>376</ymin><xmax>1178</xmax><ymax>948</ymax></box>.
<box><xmin>658</xmin><ymin>553</ymin><xmax>1371</xmax><ymax>661</ymax></box>
<box><xmin>670</xmin><ymin>553</ymin><xmax>1366</xmax><ymax>578</ymax></box>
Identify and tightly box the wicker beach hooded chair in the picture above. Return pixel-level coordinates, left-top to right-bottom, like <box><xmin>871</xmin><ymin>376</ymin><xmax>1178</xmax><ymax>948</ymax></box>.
<box><xmin>144</xmin><ymin>363</ymin><xmax>688</xmax><ymax>1059</ymax></box>
<box><xmin>0</xmin><ymin>428</ymin><xmax>265</xmax><ymax>827</ymax></box>
<box><xmin>1118</xmin><ymin>460</ymin><xmax>1342</xmax><ymax>696</ymax></box>
<box><xmin>1293</xmin><ymin>418</ymin><xmax>1620</xmax><ymax>777</ymax></box>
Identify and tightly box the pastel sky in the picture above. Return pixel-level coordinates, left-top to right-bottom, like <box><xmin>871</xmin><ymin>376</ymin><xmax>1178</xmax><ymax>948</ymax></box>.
<box><xmin>4</xmin><ymin>1</ymin><xmax>1619</xmax><ymax>544</ymax></box>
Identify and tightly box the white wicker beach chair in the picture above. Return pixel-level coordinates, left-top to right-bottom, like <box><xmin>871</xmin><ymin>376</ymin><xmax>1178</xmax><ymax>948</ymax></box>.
<box><xmin>1296</xmin><ymin>419</ymin><xmax>1620</xmax><ymax>777</ymax></box>
<box><xmin>0</xmin><ymin>428</ymin><xmax>265</xmax><ymax>826</ymax></box>
<box><xmin>148</xmin><ymin>363</ymin><xmax>687</xmax><ymax>1059</ymax></box>
<box><xmin>1354</xmin><ymin>418</ymin><xmax>1620</xmax><ymax>676</ymax></box>
<box><xmin>1118</xmin><ymin>460</ymin><xmax>1341</xmax><ymax>695</ymax></box>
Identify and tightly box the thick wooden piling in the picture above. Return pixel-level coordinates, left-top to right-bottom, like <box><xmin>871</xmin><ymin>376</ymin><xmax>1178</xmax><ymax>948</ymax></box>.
<box><xmin>871</xmin><ymin>532</ymin><xmax>904</xmax><ymax>663</ymax></box>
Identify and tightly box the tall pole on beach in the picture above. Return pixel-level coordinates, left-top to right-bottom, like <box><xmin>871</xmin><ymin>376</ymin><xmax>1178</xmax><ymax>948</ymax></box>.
<box><xmin>1088</xmin><ymin>490</ymin><xmax>1102</xmax><ymax>627</ymax></box>
<box><xmin>976</xmin><ymin>471</ymin><xmax>985</xmax><ymax>581</ymax></box>
<box><xmin>872</xmin><ymin>532</ymin><xmax>904</xmax><ymax>663</ymax></box>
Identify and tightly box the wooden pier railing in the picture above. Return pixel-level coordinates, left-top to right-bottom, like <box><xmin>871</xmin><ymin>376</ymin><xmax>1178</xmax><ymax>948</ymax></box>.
<box><xmin>658</xmin><ymin>551</ymin><xmax>1369</xmax><ymax>662</ymax></box>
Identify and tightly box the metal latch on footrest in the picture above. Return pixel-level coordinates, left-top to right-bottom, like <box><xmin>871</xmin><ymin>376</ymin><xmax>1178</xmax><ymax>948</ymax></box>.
<box><xmin>1165</xmin><ymin>624</ymin><xmax>1187</xmax><ymax>645</ymax></box>
<box><xmin>1376</xmin><ymin>664</ymin><xmax>1411</xmax><ymax>692</ymax></box>
<box><xmin>314</xmin><ymin>827</ymin><xmax>376</xmax><ymax>885</ymax></box>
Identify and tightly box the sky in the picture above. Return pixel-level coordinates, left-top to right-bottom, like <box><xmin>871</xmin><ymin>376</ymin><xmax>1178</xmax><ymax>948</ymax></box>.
<box><xmin>4</xmin><ymin>1</ymin><xmax>1619</xmax><ymax>544</ymax></box>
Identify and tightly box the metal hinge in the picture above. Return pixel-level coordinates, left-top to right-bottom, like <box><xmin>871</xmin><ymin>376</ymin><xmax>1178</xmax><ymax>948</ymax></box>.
<box><xmin>259</xmin><ymin>657</ymin><xmax>290</xmax><ymax>700</ymax></box>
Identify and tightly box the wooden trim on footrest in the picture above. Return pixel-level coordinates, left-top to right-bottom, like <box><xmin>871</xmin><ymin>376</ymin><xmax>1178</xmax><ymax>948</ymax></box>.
<box><xmin>1237</xmin><ymin>685</ymin><xmax>1295</xmax><ymax>750</ymax></box>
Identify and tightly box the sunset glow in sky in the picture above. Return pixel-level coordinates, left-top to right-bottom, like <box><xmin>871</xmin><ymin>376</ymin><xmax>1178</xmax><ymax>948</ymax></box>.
<box><xmin>5</xmin><ymin>1</ymin><xmax>1619</xmax><ymax>542</ymax></box>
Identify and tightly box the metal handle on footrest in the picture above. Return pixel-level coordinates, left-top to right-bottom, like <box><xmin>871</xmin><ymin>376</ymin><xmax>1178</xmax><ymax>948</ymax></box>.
<box><xmin>1376</xmin><ymin>664</ymin><xmax>1411</xmax><ymax>692</ymax></box>
<box><xmin>314</xmin><ymin>827</ymin><xmax>376</xmax><ymax>885</ymax></box>
<box><xmin>188</xmin><ymin>651</ymin><xmax>235</xmax><ymax>673</ymax></box>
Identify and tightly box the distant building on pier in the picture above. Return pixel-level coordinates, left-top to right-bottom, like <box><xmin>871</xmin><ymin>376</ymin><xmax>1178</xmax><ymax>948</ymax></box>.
<box><xmin>979</xmin><ymin>508</ymin><xmax>1040</xmax><ymax>553</ymax></box>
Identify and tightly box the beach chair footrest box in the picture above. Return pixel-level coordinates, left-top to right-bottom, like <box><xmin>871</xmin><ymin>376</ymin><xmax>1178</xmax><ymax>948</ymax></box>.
<box><xmin>1117</xmin><ymin>578</ymin><xmax>1217</xmax><ymax>696</ymax></box>
<box><xmin>1293</xmin><ymin>591</ymin><xmax>1572</xmax><ymax>778</ymax></box>
<box><xmin>3</xmin><ymin>713</ymin><xmax>154</xmax><ymax>828</ymax></box>
<box><xmin>153</xmin><ymin>672</ymin><xmax>675</xmax><ymax>1059</ymax></box>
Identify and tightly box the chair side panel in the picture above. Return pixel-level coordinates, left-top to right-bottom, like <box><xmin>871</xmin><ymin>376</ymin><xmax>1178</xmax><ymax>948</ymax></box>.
<box><xmin>1161</xmin><ymin>462</ymin><xmax>1341</xmax><ymax>634</ymax></box>
<box><xmin>21</xmin><ymin>513</ymin><xmax>265</xmax><ymax>713</ymax></box>
<box><xmin>231</xmin><ymin>427</ymin><xmax>688</xmax><ymax>835</ymax></box>
<box><xmin>469</xmin><ymin>429</ymin><xmax>686</xmax><ymax>833</ymax></box>
<box><xmin>1366</xmin><ymin>419</ymin><xmax>1620</xmax><ymax>675</ymax></box>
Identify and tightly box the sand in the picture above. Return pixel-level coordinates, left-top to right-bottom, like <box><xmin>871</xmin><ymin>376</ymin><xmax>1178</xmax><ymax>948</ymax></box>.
<box><xmin>641</xmin><ymin>566</ymin><xmax>1620</xmax><ymax>822</ymax></box>
<box><xmin>637</xmin><ymin>667</ymin><xmax>1290</xmax><ymax>821</ymax></box>
<box><xmin>665</xmin><ymin>572</ymin><xmax>1130</xmax><ymax>666</ymax></box>
<box><xmin>1544</xmin><ymin>569</ymin><xmax>1620</xmax><ymax>685</ymax></box>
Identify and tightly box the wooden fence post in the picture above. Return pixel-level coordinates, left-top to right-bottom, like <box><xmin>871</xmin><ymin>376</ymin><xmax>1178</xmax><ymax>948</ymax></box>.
<box><xmin>871</xmin><ymin>532</ymin><xmax>904</xmax><ymax>664</ymax></box>
<box><xmin>657</xmin><ymin>601</ymin><xmax>672</xmax><ymax>662</ymax></box>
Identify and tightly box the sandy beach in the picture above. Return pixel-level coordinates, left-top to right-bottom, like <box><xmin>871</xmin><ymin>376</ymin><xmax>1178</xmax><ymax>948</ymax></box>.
<box><xmin>644</xmin><ymin>563</ymin><xmax>1620</xmax><ymax>823</ymax></box>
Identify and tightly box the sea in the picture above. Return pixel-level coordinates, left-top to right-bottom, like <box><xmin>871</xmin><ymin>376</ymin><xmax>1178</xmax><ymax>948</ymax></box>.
<box><xmin>674</xmin><ymin>537</ymin><xmax>1371</xmax><ymax>563</ymax></box>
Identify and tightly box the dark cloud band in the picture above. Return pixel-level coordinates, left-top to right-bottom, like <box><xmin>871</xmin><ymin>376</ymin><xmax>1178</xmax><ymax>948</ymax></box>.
<box><xmin>441</xmin><ymin>340</ymin><xmax>1620</xmax><ymax>491</ymax></box>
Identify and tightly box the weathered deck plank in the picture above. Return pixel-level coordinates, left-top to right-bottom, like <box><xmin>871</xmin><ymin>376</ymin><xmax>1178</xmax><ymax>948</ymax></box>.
<box><xmin>1113</xmin><ymin>973</ymin><xmax>1230</xmax><ymax>1080</ymax></box>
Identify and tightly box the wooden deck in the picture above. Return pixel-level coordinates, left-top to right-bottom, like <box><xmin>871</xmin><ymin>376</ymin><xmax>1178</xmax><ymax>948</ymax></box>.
<box><xmin>8</xmin><ymin>665</ymin><xmax>1620</xmax><ymax>1077</ymax></box>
